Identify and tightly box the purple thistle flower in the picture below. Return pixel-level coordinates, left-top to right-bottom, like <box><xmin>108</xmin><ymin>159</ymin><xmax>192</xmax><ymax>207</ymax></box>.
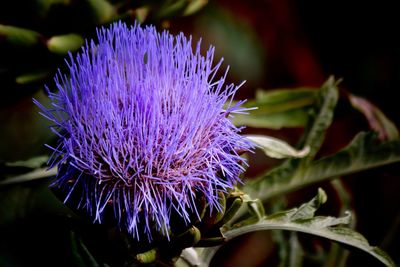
<box><xmin>35</xmin><ymin>22</ymin><xmax>252</xmax><ymax>241</ymax></box>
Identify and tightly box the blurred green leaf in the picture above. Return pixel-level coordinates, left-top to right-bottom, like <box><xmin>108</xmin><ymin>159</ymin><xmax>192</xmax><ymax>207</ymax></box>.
<box><xmin>255</xmin><ymin>88</ymin><xmax>317</xmax><ymax>109</ymax></box>
<box><xmin>134</xmin><ymin>7</ymin><xmax>150</xmax><ymax>23</ymax></box>
<box><xmin>0</xmin><ymin>167</ymin><xmax>56</xmax><ymax>186</ymax></box>
<box><xmin>154</xmin><ymin>0</ymin><xmax>188</xmax><ymax>19</ymax></box>
<box><xmin>0</xmin><ymin>24</ymin><xmax>42</xmax><ymax>46</ymax></box>
<box><xmin>183</xmin><ymin>0</ymin><xmax>208</xmax><ymax>16</ymax></box>
<box><xmin>15</xmin><ymin>71</ymin><xmax>49</xmax><ymax>85</ymax></box>
<box><xmin>223</xmin><ymin>189</ymin><xmax>395</xmax><ymax>267</ymax></box>
<box><xmin>233</xmin><ymin>108</ymin><xmax>311</xmax><ymax>129</ymax></box>
<box><xmin>35</xmin><ymin>0</ymin><xmax>69</xmax><ymax>18</ymax></box>
<box><xmin>246</xmin><ymin>135</ymin><xmax>310</xmax><ymax>159</ymax></box>
<box><xmin>5</xmin><ymin>155</ymin><xmax>48</xmax><ymax>169</ymax></box>
<box><xmin>325</xmin><ymin>240</ymin><xmax>351</xmax><ymax>267</ymax></box>
<box><xmin>47</xmin><ymin>33</ymin><xmax>84</xmax><ymax>54</ymax></box>
<box><xmin>349</xmin><ymin>94</ymin><xmax>399</xmax><ymax>141</ymax></box>
<box><xmin>85</xmin><ymin>0</ymin><xmax>116</xmax><ymax>24</ymax></box>
<box><xmin>233</xmin><ymin>88</ymin><xmax>317</xmax><ymax>129</ymax></box>
<box><xmin>288</xmin><ymin>233</ymin><xmax>304</xmax><ymax>267</ymax></box>
<box><xmin>197</xmin><ymin>5</ymin><xmax>266</xmax><ymax>84</ymax></box>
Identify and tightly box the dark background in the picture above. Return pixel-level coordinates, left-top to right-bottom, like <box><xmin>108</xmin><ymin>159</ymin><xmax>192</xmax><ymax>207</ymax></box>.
<box><xmin>170</xmin><ymin>1</ymin><xmax>400</xmax><ymax>266</ymax></box>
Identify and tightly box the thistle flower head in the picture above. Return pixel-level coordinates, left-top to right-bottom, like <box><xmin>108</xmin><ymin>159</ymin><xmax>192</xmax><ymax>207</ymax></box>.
<box><xmin>35</xmin><ymin>22</ymin><xmax>252</xmax><ymax>241</ymax></box>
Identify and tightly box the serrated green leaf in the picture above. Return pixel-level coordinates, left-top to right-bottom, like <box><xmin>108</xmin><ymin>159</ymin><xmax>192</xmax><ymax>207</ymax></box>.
<box><xmin>47</xmin><ymin>33</ymin><xmax>84</xmax><ymax>54</ymax></box>
<box><xmin>223</xmin><ymin>218</ymin><xmax>395</xmax><ymax>267</ymax></box>
<box><xmin>0</xmin><ymin>24</ymin><xmax>41</xmax><ymax>46</ymax></box>
<box><xmin>290</xmin><ymin>188</ymin><xmax>327</xmax><ymax>221</ymax></box>
<box><xmin>299</xmin><ymin>76</ymin><xmax>339</xmax><ymax>162</ymax></box>
<box><xmin>246</xmin><ymin>135</ymin><xmax>310</xmax><ymax>159</ymax></box>
<box><xmin>222</xmin><ymin>190</ymin><xmax>395</xmax><ymax>267</ymax></box>
<box><xmin>242</xmin><ymin>132</ymin><xmax>400</xmax><ymax>201</ymax></box>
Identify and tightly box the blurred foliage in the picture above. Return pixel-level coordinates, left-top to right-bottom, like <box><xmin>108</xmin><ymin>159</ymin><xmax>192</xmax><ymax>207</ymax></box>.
<box><xmin>195</xmin><ymin>4</ymin><xmax>266</xmax><ymax>85</ymax></box>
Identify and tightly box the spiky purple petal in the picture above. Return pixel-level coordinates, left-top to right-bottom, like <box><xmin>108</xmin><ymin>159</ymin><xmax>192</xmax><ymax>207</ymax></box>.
<box><xmin>35</xmin><ymin>22</ymin><xmax>252</xmax><ymax>241</ymax></box>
